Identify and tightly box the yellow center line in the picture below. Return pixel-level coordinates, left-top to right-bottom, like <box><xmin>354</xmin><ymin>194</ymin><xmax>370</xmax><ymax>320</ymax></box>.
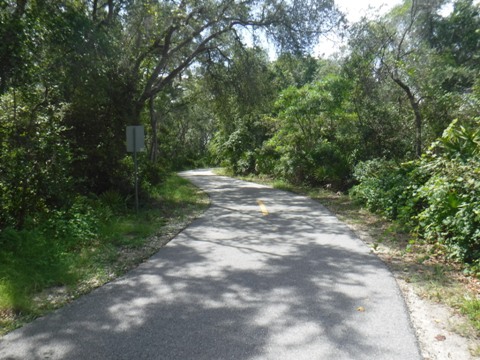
<box><xmin>256</xmin><ymin>199</ymin><xmax>269</xmax><ymax>216</ymax></box>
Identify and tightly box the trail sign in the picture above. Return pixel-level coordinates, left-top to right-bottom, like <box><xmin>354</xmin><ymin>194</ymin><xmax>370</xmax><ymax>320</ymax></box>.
<box><xmin>126</xmin><ymin>125</ymin><xmax>145</xmax><ymax>152</ymax></box>
<box><xmin>126</xmin><ymin>125</ymin><xmax>145</xmax><ymax>214</ymax></box>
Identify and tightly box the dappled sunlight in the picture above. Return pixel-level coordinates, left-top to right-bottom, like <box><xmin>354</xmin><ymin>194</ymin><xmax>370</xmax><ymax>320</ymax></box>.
<box><xmin>0</xmin><ymin>170</ymin><xmax>420</xmax><ymax>359</ymax></box>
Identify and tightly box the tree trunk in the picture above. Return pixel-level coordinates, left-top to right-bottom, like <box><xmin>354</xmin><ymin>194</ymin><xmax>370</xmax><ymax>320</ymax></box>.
<box><xmin>107</xmin><ymin>0</ymin><xmax>114</xmax><ymax>24</ymax></box>
<box><xmin>148</xmin><ymin>96</ymin><xmax>159</xmax><ymax>163</ymax></box>
<box><xmin>413</xmin><ymin>101</ymin><xmax>422</xmax><ymax>158</ymax></box>
<box><xmin>15</xmin><ymin>0</ymin><xmax>27</xmax><ymax>17</ymax></box>
<box><xmin>92</xmin><ymin>0</ymin><xmax>98</xmax><ymax>21</ymax></box>
<box><xmin>392</xmin><ymin>77</ymin><xmax>422</xmax><ymax>157</ymax></box>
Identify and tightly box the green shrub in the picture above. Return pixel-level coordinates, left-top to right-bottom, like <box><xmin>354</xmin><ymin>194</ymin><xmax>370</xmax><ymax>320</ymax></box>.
<box><xmin>236</xmin><ymin>151</ymin><xmax>256</xmax><ymax>175</ymax></box>
<box><xmin>415</xmin><ymin>118</ymin><xmax>480</xmax><ymax>263</ymax></box>
<box><xmin>0</xmin><ymin>227</ymin><xmax>74</xmax><ymax>311</ymax></box>
<box><xmin>416</xmin><ymin>158</ymin><xmax>479</xmax><ymax>262</ymax></box>
<box><xmin>350</xmin><ymin>159</ymin><xmax>427</xmax><ymax>222</ymax></box>
<box><xmin>265</xmin><ymin>140</ymin><xmax>350</xmax><ymax>189</ymax></box>
<box><xmin>311</xmin><ymin>141</ymin><xmax>351</xmax><ymax>189</ymax></box>
<box><xmin>98</xmin><ymin>190</ymin><xmax>126</xmax><ymax>216</ymax></box>
<box><xmin>254</xmin><ymin>144</ymin><xmax>278</xmax><ymax>175</ymax></box>
<box><xmin>40</xmin><ymin>197</ymin><xmax>99</xmax><ymax>251</ymax></box>
<box><xmin>141</xmin><ymin>160</ymin><xmax>168</xmax><ymax>187</ymax></box>
<box><xmin>351</xmin><ymin>118</ymin><xmax>480</xmax><ymax>265</ymax></box>
<box><xmin>0</xmin><ymin>93</ymin><xmax>73</xmax><ymax>229</ymax></box>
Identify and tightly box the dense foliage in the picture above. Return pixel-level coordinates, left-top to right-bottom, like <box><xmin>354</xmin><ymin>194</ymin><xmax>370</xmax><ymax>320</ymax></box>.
<box><xmin>1</xmin><ymin>0</ymin><xmax>479</xmax><ymax>307</ymax></box>
<box><xmin>203</xmin><ymin>0</ymin><xmax>480</xmax><ymax>267</ymax></box>
<box><xmin>0</xmin><ymin>0</ymin><xmax>340</xmax><ymax>226</ymax></box>
<box><xmin>350</xmin><ymin>117</ymin><xmax>480</xmax><ymax>265</ymax></box>
<box><xmin>0</xmin><ymin>0</ymin><xmax>342</xmax><ymax>315</ymax></box>
<box><xmin>416</xmin><ymin>118</ymin><xmax>480</xmax><ymax>263</ymax></box>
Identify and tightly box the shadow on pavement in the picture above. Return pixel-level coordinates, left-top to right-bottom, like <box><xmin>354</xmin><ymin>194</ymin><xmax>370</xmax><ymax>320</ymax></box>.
<box><xmin>0</xmin><ymin>171</ymin><xmax>419</xmax><ymax>360</ymax></box>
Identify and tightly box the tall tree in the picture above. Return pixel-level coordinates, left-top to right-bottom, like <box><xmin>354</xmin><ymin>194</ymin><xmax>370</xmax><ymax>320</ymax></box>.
<box><xmin>116</xmin><ymin>0</ymin><xmax>342</xmax><ymax>160</ymax></box>
<box><xmin>204</xmin><ymin>46</ymin><xmax>276</xmax><ymax>173</ymax></box>
<box><xmin>347</xmin><ymin>0</ymin><xmax>449</xmax><ymax>158</ymax></box>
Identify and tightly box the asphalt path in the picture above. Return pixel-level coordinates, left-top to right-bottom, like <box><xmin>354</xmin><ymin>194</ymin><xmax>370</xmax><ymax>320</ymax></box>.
<box><xmin>0</xmin><ymin>169</ymin><xmax>421</xmax><ymax>359</ymax></box>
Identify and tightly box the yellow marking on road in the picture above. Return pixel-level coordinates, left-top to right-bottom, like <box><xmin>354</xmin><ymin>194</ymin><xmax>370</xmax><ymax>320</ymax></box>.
<box><xmin>256</xmin><ymin>200</ymin><xmax>269</xmax><ymax>216</ymax></box>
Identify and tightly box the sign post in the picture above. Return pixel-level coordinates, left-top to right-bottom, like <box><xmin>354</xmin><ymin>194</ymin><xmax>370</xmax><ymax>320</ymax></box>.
<box><xmin>126</xmin><ymin>125</ymin><xmax>145</xmax><ymax>214</ymax></box>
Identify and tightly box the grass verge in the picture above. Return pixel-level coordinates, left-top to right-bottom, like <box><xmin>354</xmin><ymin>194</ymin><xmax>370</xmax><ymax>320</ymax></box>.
<box><xmin>216</xmin><ymin>169</ymin><xmax>480</xmax><ymax>350</ymax></box>
<box><xmin>0</xmin><ymin>173</ymin><xmax>209</xmax><ymax>336</ymax></box>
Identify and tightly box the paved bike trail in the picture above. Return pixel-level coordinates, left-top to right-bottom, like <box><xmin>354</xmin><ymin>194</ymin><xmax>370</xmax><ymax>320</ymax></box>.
<box><xmin>0</xmin><ymin>169</ymin><xmax>421</xmax><ymax>359</ymax></box>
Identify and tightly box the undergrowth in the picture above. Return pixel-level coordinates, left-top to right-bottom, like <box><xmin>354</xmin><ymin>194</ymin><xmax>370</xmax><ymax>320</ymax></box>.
<box><xmin>0</xmin><ymin>174</ymin><xmax>209</xmax><ymax>335</ymax></box>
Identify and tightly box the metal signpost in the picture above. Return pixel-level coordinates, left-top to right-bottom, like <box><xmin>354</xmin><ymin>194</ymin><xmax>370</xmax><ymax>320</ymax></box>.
<box><xmin>126</xmin><ymin>125</ymin><xmax>145</xmax><ymax>214</ymax></box>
